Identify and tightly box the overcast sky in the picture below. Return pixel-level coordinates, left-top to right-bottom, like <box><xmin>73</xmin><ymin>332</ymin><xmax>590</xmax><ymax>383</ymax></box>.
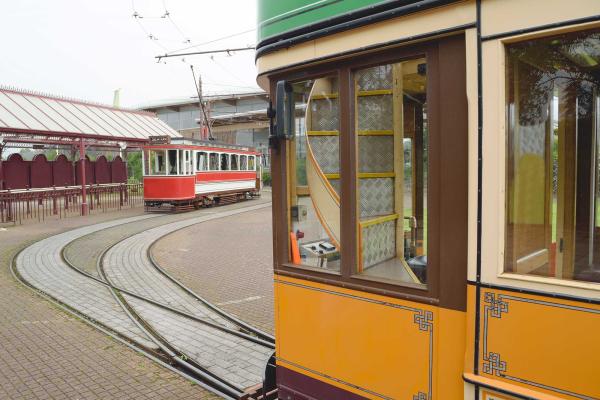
<box><xmin>1</xmin><ymin>0</ymin><xmax>260</xmax><ymax>108</ymax></box>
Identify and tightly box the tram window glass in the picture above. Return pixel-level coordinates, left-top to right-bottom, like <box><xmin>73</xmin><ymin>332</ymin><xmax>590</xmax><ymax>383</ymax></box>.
<box><xmin>209</xmin><ymin>152</ymin><xmax>219</xmax><ymax>170</ymax></box>
<box><xmin>197</xmin><ymin>151</ymin><xmax>208</xmax><ymax>171</ymax></box>
<box><xmin>180</xmin><ymin>150</ymin><xmax>192</xmax><ymax>175</ymax></box>
<box><xmin>353</xmin><ymin>59</ymin><xmax>428</xmax><ymax>286</ymax></box>
<box><xmin>148</xmin><ymin>150</ymin><xmax>166</xmax><ymax>175</ymax></box>
<box><xmin>230</xmin><ymin>154</ymin><xmax>239</xmax><ymax>170</ymax></box>
<box><xmin>248</xmin><ymin>156</ymin><xmax>255</xmax><ymax>171</ymax></box>
<box><xmin>167</xmin><ymin>149</ymin><xmax>178</xmax><ymax>175</ymax></box>
<box><xmin>287</xmin><ymin>76</ymin><xmax>341</xmax><ymax>272</ymax></box>
<box><xmin>505</xmin><ymin>29</ymin><xmax>600</xmax><ymax>284</ymax></box>
<box><xmin>240</xmin><ymin>155</ymin><xmax>248</xmax><ymax>170</ymax></box>
<box><xmin>220</xmin><ymin>153</ymin><xmax>229</xmax><ymax>170</ymax></box>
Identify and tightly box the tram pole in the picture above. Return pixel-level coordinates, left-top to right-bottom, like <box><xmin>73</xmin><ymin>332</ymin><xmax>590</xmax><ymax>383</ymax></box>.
<box><xmin>79</xmin><ymin>138</ymin><xmax>88</xmax><ymax>216</ymax></box>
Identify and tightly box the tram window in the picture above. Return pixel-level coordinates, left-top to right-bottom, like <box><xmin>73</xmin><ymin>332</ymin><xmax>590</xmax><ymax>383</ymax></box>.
<box><xmin>148</xmin><ymin>150</ymin><xmax>166</xmax><ymax>175</ymax></box>
<box><xmin>197</xmin><ymin>151</ymin><xmax>208</xmax><ymax>171</ymax></box>
<box><xmin>287</xmin><ymin>76</ymin><xmax>341</xmax><ymax>272</ymax></box>
<box><xmin>179</xmin><ymin>150</ymin><xmax>192</xmax><ymax>175</ymax></box>
<box><xmin>505</xmin><ymin>29</ymin><xmax>600</xmax><ymax>284</ymax></box>
<box><xmin>230</xmin><ymin>154</ymin><xmax>239</xmax><ymax>170</ymax></box>
<box><xmin>220</xmin><ymin>153</ymin><xmax>229</xmax><ymax>170</ymax></box>
<box><xmin>240</xmin><ymin>155</ymin><xmax>248</xmax><ymax>170</ymax></box>
<box><xmin>353</xmin><ymin>59</ymin><xmax>428</xmax><ymax>286</ymax></box>
<box><xmin>248</xmin><ymin>156</ymin><xmax>255</xmax><ymax>171</ymax></box>
<box><xmin>167</xmin><ymin>149</ymin><xmax>178</xmax><ymax>175</ymax></box>
<box><xmin>209</xmin><ymin>152</ymin><xmax>219</xmax><ymax>170</ymax></box>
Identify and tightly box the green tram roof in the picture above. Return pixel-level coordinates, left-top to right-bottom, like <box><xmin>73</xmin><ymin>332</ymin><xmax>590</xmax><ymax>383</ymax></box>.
<box><xmin>256</xmin><ymin>0</ymin><xmax>460</xmax><ymax>57</ymax></box>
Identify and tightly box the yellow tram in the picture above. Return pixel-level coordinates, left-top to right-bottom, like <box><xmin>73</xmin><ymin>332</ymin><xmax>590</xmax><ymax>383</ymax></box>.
<box><xmin>256</xmin><ymin>1</ymin><xmax>600</xmax><ymax>399</ymax></box>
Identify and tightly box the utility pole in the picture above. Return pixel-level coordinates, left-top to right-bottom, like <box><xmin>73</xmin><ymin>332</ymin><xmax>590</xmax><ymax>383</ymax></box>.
<box><xmin>191</xmin><ymin>66</ymin><xmax>214</xmax><ymax>141</ymax></box>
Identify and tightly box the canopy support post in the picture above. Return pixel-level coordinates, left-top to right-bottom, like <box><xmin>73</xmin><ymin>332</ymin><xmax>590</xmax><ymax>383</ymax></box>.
<box><xmin>79</xmin><ymin>138</ymin><xmax>88</xmax><ymax>216</ymax></box>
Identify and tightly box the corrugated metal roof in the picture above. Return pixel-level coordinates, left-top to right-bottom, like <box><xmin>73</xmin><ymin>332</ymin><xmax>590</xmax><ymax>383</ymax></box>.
<box><xmin>0</xmin><ymin>87</ymin><xmax>181</xmax><ymax>141</ymax></box>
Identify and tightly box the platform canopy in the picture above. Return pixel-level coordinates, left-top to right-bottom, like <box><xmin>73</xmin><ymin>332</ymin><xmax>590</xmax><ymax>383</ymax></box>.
<box><xmin>0</xmin><ymin>87</ymin><xmax>180</xmax><ymax>147</ymax></box>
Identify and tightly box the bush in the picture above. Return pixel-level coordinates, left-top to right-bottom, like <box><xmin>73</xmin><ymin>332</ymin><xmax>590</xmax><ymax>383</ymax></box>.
<box><xmin>262</xmin><ymin>171</ymin><xmax>272</xmax><ymax>186</ymax></box>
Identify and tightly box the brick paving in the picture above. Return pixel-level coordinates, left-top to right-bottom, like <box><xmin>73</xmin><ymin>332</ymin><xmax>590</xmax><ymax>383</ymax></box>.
<box><xmin>101</xmin><ymin>202</ymin><xmax>273</xmax><ymax>391</ymax></box>
<box><xmin>0</xmin><ymin>207</ymin><xmax>214</xmax><ymax>399</ymax></box>
<box><xmin>152</xmin><ymin>194</ymin><xmax>275</xmax><ymax>335</ymax></box>
<box><xmin>16</xmin><ymin>214</ymin><xmax>160</xmax><ymax>350</ymax></box>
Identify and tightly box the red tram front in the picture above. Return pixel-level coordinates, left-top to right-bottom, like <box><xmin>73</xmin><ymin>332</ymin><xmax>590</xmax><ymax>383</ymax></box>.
<box><xmin>142</xmin><ymin>138</ymin><xmax>262</xmax><ymax>211</ymax></box>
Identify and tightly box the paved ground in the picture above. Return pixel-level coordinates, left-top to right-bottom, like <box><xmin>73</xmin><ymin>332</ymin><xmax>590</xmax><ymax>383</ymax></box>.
<box><xmin>0</xmin><ymin>207</ymin><xmax>214</xmax><ymax>399</ymax></box>
<box><xmin>153</xmin><ymin>195</ymin><xmax>274</xmax><ymax>335</ymax></box>
<box><xmin>0</xmin><ymin>194</ymin><xmax>272</xmax><ymax>399</ymax></box>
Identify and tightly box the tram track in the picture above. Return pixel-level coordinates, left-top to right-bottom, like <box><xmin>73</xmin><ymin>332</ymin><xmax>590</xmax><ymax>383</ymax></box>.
<box><xmin>14</xmin><ymin>201</ymin><xmax>276</xmax><ymax>400</ymax></box>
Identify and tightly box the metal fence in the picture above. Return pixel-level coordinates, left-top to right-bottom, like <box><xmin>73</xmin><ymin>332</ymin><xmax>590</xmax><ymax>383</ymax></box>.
<box><xmin>0</xmin><ymin>183</ymin><xmax>143</xmax><ymax>225</ymax></box>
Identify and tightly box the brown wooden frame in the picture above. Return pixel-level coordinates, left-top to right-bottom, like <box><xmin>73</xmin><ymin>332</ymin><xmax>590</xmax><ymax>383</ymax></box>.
<box><xmin>269</xmin><ymin>34</ymin><xmax>468</xmax><ymax>311</ymax></box>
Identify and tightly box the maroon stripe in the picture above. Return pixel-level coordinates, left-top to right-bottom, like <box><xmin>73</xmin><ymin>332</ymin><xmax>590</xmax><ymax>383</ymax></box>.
<box><xmin>277</xmin><ymin>366</ymin><xmax>368</xmax><ymax>400</ymax></box>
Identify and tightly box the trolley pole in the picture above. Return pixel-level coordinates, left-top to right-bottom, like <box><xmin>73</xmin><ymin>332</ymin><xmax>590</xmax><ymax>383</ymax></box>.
<box><xmin>79</xmin><ymin>138</ymin><xmax>88</xmax><ymax>216</ymax></box>
<box><xmin>0</xmin><ymin>142</ymin><xmax>4</xmax><ymax>190</ymax></box>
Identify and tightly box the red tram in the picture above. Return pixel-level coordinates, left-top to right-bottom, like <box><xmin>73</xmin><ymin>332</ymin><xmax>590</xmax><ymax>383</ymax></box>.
<box><xmin>142</xmin><ymin>137</ymin><xmax>262</xmax><ymax>211</ymax></box>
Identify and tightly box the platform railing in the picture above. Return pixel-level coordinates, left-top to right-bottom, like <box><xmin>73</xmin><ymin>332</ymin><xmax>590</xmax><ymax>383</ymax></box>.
<box><xmin>0</xmin><ymin>183</ymin><xmax>143</xmax><ymax>225</ymax></box>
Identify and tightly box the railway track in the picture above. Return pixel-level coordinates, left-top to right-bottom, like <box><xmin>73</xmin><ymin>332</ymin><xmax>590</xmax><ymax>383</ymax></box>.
<box><xmin>13</xmin><ymin>202</ymin><xmax>276</xmax><ymax>399</ymax></box>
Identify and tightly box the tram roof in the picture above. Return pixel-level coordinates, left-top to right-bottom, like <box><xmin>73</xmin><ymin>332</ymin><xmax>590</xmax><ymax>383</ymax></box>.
<box><xmin>147</xmin><ymin>137</ymin><xmax>258</xmax><ymax>153</ymax></box>
<box><xmin>256</xmin><ymin>0</ymin><xmax>461</xmax><ymax>57</ymax></box>
<box><xmin>0</xmin><ymin>86</ymin><xmax>181</xmax><ymax>143</ymax></box>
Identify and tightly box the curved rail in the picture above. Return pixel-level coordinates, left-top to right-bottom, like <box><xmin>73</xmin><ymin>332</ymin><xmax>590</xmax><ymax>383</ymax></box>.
<box><xmin>16</xmin><ymin>201</ymin><xmax>275</xmax><ymax>399</ymax></box>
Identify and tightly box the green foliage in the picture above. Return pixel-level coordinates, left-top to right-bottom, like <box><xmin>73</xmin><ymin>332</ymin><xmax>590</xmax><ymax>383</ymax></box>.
<box><xmin>262</xmin><ymin>170</ymin><xmax>272</xmax><ymax>186</ymax></box>
<box><xmin>127</xmin><ymin>152</ymin><xmax>143</xmax><ymax>181</ymax></box>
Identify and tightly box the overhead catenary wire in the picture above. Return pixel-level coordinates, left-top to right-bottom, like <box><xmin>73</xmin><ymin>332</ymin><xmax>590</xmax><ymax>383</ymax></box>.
<box><xmin>162</xmin><ymin>0</ymin><xmax>191</xmax><ymax>43</ymax></box>
<box><xmin>163</xmin><ymin>28</ymin><xmax>256</xmax><ymax>56</ymax></box>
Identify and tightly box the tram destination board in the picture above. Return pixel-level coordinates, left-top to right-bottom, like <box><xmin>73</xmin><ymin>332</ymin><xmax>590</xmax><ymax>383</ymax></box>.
<box><xmin>148</xmin><ymin>135</ymin><xmax>171</xmax><ymax>145</ymax></box>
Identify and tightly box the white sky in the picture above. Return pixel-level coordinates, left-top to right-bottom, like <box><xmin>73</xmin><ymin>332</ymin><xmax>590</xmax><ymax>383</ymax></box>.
<box><xmin>0</xmin><ymin>0</ymin><xmax>260</xmax><ymax>108</ymax></box>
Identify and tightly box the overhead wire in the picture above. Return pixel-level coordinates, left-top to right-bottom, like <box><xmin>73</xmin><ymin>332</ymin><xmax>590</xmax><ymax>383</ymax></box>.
<box><xmin>162</xmin><ymin>0</ymin><xmax>191</xmax><ymax>43</ymax></box>
<box><xmin>164</xmin><ymin>28</ymin><xmax>256</xmax><ymax>56</ymax></box>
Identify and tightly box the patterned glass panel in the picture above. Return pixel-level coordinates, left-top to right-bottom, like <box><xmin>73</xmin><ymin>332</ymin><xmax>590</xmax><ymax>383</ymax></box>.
<box><xmin>356</xmin><ymin>65</ymin><xmax>393</xmax><ymax>91</ymax></box>
<box><xmin>355</xmin><ymin>58</ymin><xmax>428</xmax><ymax>286</ymax></box>
<box><xmin>357</xmin><ymin>96</ymin><xmax>393</xmax><ymax>131</ymax></box>
<box><xmin>358</xmin><ymin>136</ymin><xmax>394</xmax><ymax>173</ymax></box>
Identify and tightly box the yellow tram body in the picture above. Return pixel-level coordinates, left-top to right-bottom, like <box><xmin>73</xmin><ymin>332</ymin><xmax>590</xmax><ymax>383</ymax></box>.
<box><xmin>256</xmin><ymin>1</ymin><xmax>600</xmax><ymax>399</ymax></box>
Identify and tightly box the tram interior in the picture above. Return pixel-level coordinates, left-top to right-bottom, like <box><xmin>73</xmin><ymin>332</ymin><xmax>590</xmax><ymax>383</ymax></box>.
<box><xmin>506</xmin><ymin>29</ymin><xmax>600</xmax><ymax>283</ymax></box>
<box><xmin>288</xmin><ymin>58</ymin><xmax>429</xmax><ymax>285</ymax></box>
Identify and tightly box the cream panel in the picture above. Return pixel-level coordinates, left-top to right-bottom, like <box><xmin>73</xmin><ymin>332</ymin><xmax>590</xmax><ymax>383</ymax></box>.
<box><xmin>256</xmin><ymin>0</ymin><xmax>475</xmax><ymax>78</ymax></box>
<box><xmin>465</xmin><ymin>28</ymin><xmax>478</xmax><ymax>281</ymax></box>
<box><xmin>481</xmin><ymin>0</ymin><xmax>600</xmax><ymax>37</ymax></box>
<box><xmin>480</xmin><ymin>34</ymin><xmax>600</xmax><ymax>300</ymax></box>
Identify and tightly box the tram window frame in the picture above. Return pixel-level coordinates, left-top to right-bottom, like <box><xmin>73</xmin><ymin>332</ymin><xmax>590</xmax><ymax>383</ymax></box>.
<box><xmin>230</xmin><ymin>154</ymin><xmax>239</xmax><ymax>171</ymax></box>
<box><xmin>209</xmin><ymin>152</ymin><xmax>219</xmax><ymax>171</ymax></box>
<box><xmin>220</xmin><ymin>153</ymin><xmax>229</xmax><ymax>171</ymax></box>
<box><xmin>167</xmin><ymin>149</ymin><xmax>178</xmax><ymax>175</ymax></box>
<box><xmin>197</xmin><ymin>151</ymin><xmax>208</xmax><ymax>172</ymax></box>
<box><xmin>240</xmin><ymin>155</ymin><xmax>248</xmax><ymax>170</ymax></box>
<box><xmin>248</xmin><ymin>156</ymin><xmax>255</xmax><ymax>171</ymax></box>
<box><xmin>146</xmin><ymin>149</ymin><xmax>167</xmax><ymax>175</ymax></box>
<box><xmin>269</xmin><ymin>35</ymin><xmax>468</xmax><ymax>309</ymax></box>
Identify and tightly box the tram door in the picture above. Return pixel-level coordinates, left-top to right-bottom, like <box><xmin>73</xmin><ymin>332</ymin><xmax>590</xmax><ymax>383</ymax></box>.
<box><xmin>507</xmin><ymin>51</ymin><xmax>600</xmax><ymax>282</ymax></box>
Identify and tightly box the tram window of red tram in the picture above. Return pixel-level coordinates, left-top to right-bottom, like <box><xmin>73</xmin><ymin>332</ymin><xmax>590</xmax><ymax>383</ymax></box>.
<box><xmin>209</xmin><ymin>153</ymin><xmax>219</xmax><ymax>170</ymax></box>
<box><xmin>220</xmin><ymin>154</ymin><xmax>229</xmax><ymax>170</ymax></box>
<box><xmin>248</xmin><ymin>156</ymin><xmax>255</xmax><ymax>171</ymax></box>
<box><xmin>231</xmin><ymin>154</ymin><xmax>239</xmax><ymax>170</ymax></box>
<box><xmin>240</xmin><ymin>155</ymin><xmax>248</xmax><ymax>170</ymax></box>
<box><xmin>167</xmin><ymin>150</ymin><xmax>178</xmax><ymax>175</ymax></box>
<box><xmin>197</xmin><ymin>151</ymin><xmax>208</xmax><ymax>171</ymax></box>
